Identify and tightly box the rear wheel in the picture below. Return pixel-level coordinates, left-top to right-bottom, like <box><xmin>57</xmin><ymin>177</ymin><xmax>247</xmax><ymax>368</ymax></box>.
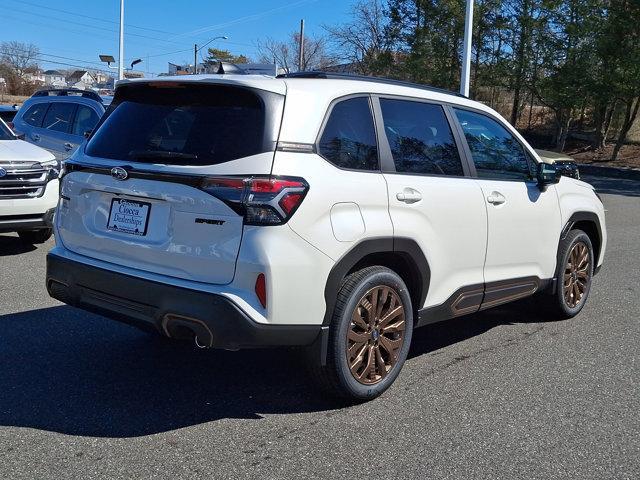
<box><xmin>312</xmin><ymin>266</ymin><xmax>413</xmax><ymax>402</ymax></box>
<box><xmin>544</xmin><ymin>229</ymin><xmax>594</xmax><ymax>318</ymax></box>
<box><xmin>18</xmin><ymin>228</ymin><xmax>53</xmax><ymax>245</ymax></box>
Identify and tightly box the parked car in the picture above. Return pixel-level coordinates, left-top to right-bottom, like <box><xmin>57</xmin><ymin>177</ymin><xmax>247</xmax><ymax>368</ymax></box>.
<box><xmin>12</xmin><ymin>89</ymin><xmax>105</xmax><ymax>160</ymax></box>
<box><xmin>0</xmin><ymin>118</ymin><xmax>59</xmax><ymax>244</ymax></box>
<box><xmin>536</xmin><ymin>149</ymin><xmax>581</xmax><ymax>179</ymax></box>
<box><xmin>0</xmin><ymin>104</ymin><xmax>19</xmax><ymax>129</ymax></box>
<box><xmin>46</xmin><ymin>73</ymin><xmax>606</xmax><ymax>401</ymax></box>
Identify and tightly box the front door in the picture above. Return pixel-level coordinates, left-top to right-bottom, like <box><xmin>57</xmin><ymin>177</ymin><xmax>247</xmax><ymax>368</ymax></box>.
<box><xmin>452</xmin><ymin>108</ymin><xmax>562</xmax><ymax>289</ymax></box>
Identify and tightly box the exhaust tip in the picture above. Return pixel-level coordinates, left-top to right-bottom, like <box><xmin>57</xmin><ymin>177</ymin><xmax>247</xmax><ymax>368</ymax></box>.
<box><xmin>162</xmin><ymin>313</ymin><xmax>214</xmax><ymax>348</ymax></box>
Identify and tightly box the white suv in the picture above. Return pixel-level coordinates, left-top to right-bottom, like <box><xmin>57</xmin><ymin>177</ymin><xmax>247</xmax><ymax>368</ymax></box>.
<box><xmin>46</xmin><ymin>73</ymin><xmax>606</xmax><ymax>401</ymax></box>
<box><xmin>0</xmin><ymin>118</ymin><xmax>59</xmax><ymax>244</ymax></box>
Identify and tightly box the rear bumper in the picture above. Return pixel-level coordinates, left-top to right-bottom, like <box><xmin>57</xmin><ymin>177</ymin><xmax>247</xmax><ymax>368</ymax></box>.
<box><xmin>46</xmin><ymin>253</ymin><xmax>321</xmax><ymax>350</ymax></box>
<box><xmin>0</xmin><ymin>208</ymin><xmax>55</xmax><ymax>233</ymax></box>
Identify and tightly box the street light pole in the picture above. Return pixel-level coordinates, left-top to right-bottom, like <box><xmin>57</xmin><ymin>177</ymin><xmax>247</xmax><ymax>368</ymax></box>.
<box><xmin>118</xmin><ymin>0</ymin><xmax>124</xmax><ymax>81</ymax></box>
<box><xmin>194</xmin><ymin>43</ymin><xmax>198</xmax><ymax>74</ymax></box>
<box><xmin>460</xmin><ymin>0</ymin><xmax>474</xmax><ymax>97</ymax></box>
<box><xmin>193</xmin><ymin>36</ymin><xmax>228</xmax><ymax>75</ymax></box>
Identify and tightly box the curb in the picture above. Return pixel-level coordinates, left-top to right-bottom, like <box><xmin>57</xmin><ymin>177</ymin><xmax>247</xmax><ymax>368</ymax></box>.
<box><xmin>578</xmin><ymin>164</ymin><xmax>640</xmax><ymax>181</ymax></box>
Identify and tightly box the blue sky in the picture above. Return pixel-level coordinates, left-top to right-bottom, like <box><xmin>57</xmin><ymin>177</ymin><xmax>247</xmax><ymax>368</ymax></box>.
<box><xmin>1</xmin><ymin>0</ymin><xmax>354</xmax><ymax>76</ymax></box>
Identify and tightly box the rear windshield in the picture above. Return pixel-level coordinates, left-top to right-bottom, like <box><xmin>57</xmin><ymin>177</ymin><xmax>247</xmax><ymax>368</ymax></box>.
<box><xmin>86</xmin><ymin>83</ymin><xmax>284</xmax><ymax>165</ymax></box>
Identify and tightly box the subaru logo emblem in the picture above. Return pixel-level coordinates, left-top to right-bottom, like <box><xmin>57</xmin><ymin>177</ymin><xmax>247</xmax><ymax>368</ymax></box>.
<box><xmin>0</xmin><ymin>167</ymin><xmax>6</xmax><ymax>178</ymax></box>
<box><xmin>111</xmin><ymin>167</ymin><xmax>128</xmax><ymax>181</ymax></box>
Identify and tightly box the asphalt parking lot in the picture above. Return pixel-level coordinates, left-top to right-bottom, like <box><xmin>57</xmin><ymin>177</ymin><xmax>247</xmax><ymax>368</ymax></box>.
<box><xmin>1</xmin><ymin>176</ymin><xmax>638</xmax><ymax>480</ymax></box>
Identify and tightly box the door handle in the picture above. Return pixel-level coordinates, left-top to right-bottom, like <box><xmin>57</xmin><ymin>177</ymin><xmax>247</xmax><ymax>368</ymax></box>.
<box><xmin>396</xmin><ymin>188</ymin><xmax>422</xmax><ymax>204</ymax></box>
<box><xmin>487</xmin><ymin>191</ymin><xmax>506</xmax><ymax>205</ymax></box>
<box><xmin>31</xmin><ymin>133</ymin><xmax>40</xmax><ymax>141</ymax></box>
<box><xmin>64</xmin><ymin>142</ymin><xmax>74</xmax><ymax>151</ymax></box>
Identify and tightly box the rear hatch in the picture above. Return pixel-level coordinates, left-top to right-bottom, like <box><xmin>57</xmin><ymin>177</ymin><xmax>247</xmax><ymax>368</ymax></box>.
<box><xmin>57</xmin><ymin>78</ymin><xmax>285</xmax><ymax>284</ymax></box>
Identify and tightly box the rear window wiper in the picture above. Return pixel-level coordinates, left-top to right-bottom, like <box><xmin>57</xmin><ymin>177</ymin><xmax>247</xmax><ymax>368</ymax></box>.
<box><xmin>128</xmin><ymin>150</ymin><xmax>199</xmax><ymax>160</ymax></box>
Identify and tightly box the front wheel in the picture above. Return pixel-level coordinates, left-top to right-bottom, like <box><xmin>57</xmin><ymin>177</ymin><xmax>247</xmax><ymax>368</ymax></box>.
<box><xmin>18</xmin><ymin>228</ymin><xmax>53</xmax><ymax>245</ymax></box>
<box><xmin>312</xmin><ymin>266</ymin><xmax>413</xmax><ymax>402</ymax></box>
<box><xmin>545</xmin><ymin>229</ymin><xmax>594</xmax><ymax>318</ymax></box>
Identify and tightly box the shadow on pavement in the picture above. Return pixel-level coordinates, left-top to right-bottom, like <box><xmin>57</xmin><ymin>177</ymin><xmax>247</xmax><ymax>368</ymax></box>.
<box><xmin>582</xmin><ymin>175</ymin><xmax>640</xmax><ymax>197</ymax></box>
<box><xmin>0</xmin><ymin>297</ymin><xmax>555</xmax><ymax>438</ymax></box>
<box><xmin>0</xmin><ymin>234</ymin><xmax>37</xmax><ymax>256</ymax></box>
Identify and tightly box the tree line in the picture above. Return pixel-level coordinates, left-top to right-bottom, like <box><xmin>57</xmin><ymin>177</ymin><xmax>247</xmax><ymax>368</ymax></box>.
<box><xmin>322</xmin><ymin>0</ymin><xmax>640</xmax><ymax>160</ymax></box>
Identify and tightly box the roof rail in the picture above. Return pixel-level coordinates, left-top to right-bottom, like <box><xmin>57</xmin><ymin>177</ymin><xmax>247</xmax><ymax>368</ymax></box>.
<box><xmin>277</xmin><ymin>71</ymin><xmax>465</xmax><ymax>98</ymax></box>
<box><xmin>32</xmin><ymin>88</ymin><xmax>103</xmax><ymax>103</ymax></box>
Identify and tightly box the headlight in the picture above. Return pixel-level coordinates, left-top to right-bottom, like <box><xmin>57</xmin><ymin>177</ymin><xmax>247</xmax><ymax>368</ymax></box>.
<box><xmin>40</xmin><ymin>158</ymin><xmax>61</xmax><ymax>178</ymax></box>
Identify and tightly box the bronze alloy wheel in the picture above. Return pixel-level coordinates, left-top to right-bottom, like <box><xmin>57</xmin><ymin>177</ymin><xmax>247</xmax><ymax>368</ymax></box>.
<box><xmin>346</xmin><ymin>286</ymin><xmax>406</xmax><ymax>385</ymax></box>
<box><xmin>563</xmin><ymin>241</ymin><xmax>590</xmax><ymax>308</ymax></box>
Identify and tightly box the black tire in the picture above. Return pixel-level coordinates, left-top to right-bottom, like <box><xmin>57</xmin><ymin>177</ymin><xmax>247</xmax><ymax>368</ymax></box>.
<box><xmin>311</xmin><ymin>266</ymin><xmax>413</xmax><ymax>402</ymax></box>
<box><xmin>545</xmin><ymin>229</ymin><xmax>594</xmax><ymax>319</ymax></box>
<box><xmin>17</xmin><ymin>228</ymin><xmax>53</xmax><ymax>245</ymax></box>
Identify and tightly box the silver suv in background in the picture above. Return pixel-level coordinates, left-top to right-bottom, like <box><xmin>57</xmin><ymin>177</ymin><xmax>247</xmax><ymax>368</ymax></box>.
<box><xmin>12</xmin><ymin>89</ymin><xmax>105</xmax><ymax>160</ymax></box>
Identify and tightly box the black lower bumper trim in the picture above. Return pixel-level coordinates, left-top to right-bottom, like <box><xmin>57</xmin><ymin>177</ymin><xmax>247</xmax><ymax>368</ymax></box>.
<box><xmin>0</xmin><ymin>208</ymin><xmax>55</xmax><ymax>233</ymax></box>
<box><xmin>46</xmin><ymin>253</ymin><xmax>321</xmax><ymax>350</ymax></box>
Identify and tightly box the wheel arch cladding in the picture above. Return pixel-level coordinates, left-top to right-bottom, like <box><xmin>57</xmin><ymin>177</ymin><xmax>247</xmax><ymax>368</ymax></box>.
<box><xmin>563</xmin><ymin>211</ymin><xmax>602</xmax><ymax>268</ymax></box>
<box><xmin>322</xmin><ymin>237</ymin><xmax>430</xmax><ymax>326</ymax></box>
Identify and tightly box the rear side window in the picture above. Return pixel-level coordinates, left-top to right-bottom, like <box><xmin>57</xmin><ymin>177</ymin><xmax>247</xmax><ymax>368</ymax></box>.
<box><xmin>86</xmin><ymin>84</ymin><xmax>283</xmax><ymax>165</ymax></box>
<box><xmin>318</xmin><ymin>97</ymin><xmax>378</xmax><ymax>171</ymax></box>
<box><xmin>22</xmin><ymin>103</ymin><xmax>48</xmax><ymax>127</ymax></box>
<box><xmin>42</xmin><ymin>102</ymin><xmax>75</xmax><ymax>133</ymax></box>
<box><xmin>71</xmin><ymin>105</ymin><xmax>100</xmax><ymax>136</ymax></box>
<box><xmin>454</xmin><ymin>108</ymin><xmax>533</xmax><ymax>180</ymax></box>
<box><xmin>380</xmin><ymin>99</ymin><xmax>464</xmax><ymax>176</ymax></box>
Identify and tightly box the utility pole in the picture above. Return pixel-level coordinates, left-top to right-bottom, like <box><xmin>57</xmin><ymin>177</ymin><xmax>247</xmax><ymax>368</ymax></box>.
<box><xmin>194</xmin><ymin>44</ymin><xmax>198</xmax><ymax>74</ymax></box>
<box><xmin>298</xmin><ymin>19</ymin><xmax>305</xmax><ymax>72</ymax></box>
<box><xmin>460</xmin><ymin>0</ymin><xmax>474</xmax><ymax>97</ymax></box>
<box><xmin>118</xmin><ymin>0</ymin><xmax>124</xmax><ymax>80</ymax></box>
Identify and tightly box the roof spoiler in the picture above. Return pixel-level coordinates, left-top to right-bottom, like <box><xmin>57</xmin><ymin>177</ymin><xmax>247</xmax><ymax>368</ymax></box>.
<box><xmin>215</xmin><ymin>62</ymin><xmax>248</xmax><ymax>75</ymax></box>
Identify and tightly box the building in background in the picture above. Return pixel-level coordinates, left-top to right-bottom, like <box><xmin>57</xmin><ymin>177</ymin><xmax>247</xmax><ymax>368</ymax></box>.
<box><xmin>66</xmin><ymin>70</ymin><xmax>96</xmax><ymax>89</ymax></box>
<box><xmin>43</xmin><ymin>70</ymin><xmax>66</xmax><ymax>87</ymax></box>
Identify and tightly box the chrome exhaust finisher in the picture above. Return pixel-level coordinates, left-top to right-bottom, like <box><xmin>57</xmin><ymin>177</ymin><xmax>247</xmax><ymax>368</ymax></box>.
<box><xmin>162</xmin><ymin>313</ymin><xmax>214</xmax><ymax>349</ymax></box>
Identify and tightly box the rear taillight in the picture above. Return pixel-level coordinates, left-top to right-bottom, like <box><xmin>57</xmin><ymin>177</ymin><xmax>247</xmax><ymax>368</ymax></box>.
<box><xmin>199</xmin><ymin>176</ymin><xmax>309</xmax><ymax>226</ymax></box>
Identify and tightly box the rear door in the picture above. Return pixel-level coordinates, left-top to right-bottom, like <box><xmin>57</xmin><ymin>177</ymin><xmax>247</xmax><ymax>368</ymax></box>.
<box><xmin>57</xmin><ymin>82</ymin><xmax>285</xmax><ymax>285</ymax></box>
<box><xmin>452</xmin><ymin>107</ymin><xmax>561</xmax><ymax>285</ymax></box>
<box><xmin>38</xmin><ymin>101</ymin><xmax>77</xmax><ymax>159</ymax></box>
<box><xmin>376</xmin><ymin>96</ymin><xmax>488</xmax><ymax>311</ymax></box>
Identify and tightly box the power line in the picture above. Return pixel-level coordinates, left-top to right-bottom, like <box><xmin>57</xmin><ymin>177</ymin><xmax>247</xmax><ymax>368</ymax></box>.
<box><xmin>6</xmin><ymin>0</ymin><xmax>172</xmax><ymax>35</ymax></box>
<box><xmin>170</xmin><ymin>0</ymin><xmax>319</xmax><ymax>39</ymax></box>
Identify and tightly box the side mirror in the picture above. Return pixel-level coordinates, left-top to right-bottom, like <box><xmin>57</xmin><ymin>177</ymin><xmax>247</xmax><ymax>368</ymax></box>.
<box><xmin>16</xmin><ymin>132</ymin><xmax>26</xmax><ymax>140</ymax></box>
<box><xmin>83</xmin><ymin>130</ymin><xmax>92</xmax><ymax>139</ymax></box>
<box><xmin>537</xmin><ymin>162</ymin><xmax>560</xmax><ymax>190</ymax></box>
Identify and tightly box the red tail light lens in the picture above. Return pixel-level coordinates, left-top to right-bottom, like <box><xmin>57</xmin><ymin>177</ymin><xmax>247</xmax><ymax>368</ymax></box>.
<box><xmin>200</xmin><ymin>176</ymin><xmax>308</xmax><ymax>226</ymax></box>
<box><xmin>255</xmin><ymin>273</ymin><xmax>267</xmax><ymax>308</ymax></box>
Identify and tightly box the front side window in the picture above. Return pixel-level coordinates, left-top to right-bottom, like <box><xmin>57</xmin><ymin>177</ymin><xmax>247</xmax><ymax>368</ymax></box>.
<box><xmin>71</xmin><ymin>105</ymin><xmax>100</xmax><ymax>137</ymax></box>
<box><xmin>22</xmin><ymin>103</ymin><xmax>48</xmax><ymax>127</ymax></box>
<box><xmin>42</xmin><ymin>102</ymin><xmax>75</xmax><ymax>133</ymax></box>
<box><xmin>380</xmin><ymin>98</ymin><xmax>464</xmax><ymax>176</ymax></box>
<box><xmin>318</xmin><ymin>97</ymin><xmax>378</xmax><ymax>171</ymax></box>
<box><xmin>454</xmin><ymin>108</ymin><xmax>532</xmax><ymax>180</ymax></box>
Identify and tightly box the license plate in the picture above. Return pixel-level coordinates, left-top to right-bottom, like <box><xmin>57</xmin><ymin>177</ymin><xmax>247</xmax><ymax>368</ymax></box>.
<box><xmin>107</xmin><ymin>198</ymin><xmax>151</xmax><ymax>236</ymax></box>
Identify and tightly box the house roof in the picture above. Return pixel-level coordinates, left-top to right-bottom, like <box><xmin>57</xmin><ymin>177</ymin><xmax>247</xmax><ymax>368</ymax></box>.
<box><xmin>67</xmin><ymin>70</ymin><xmax>93</xmax><ymax>82</ymax></box>
<box><xmin>44</xmin><ymin>70</ymin><xmax>62</xmax><ymax>75</ymax></box>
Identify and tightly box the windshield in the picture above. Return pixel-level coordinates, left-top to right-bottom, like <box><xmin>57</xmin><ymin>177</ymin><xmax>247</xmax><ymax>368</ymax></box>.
<box><xmin>0</xmin><ymin>120</ymin><xmax>15</xmax><ymax>140</ymax></box>
<box><xmin>86</xmin><ymin>83</ymin><xmax>284</xmax><ymax>166</ymax></box>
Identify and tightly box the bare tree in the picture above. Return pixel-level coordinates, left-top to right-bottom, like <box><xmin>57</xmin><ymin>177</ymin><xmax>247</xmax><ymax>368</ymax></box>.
<box><xmin>0</xmin><ymin>41</ymin><xmax>40</xmax><ymax>78</ymax></box>
<box><xmin>324</xmin><ymin>0</ymin><xmax>393</xmax><ymax>75</ymax></box>
<box><xmin>257</xmin><ymin>32</ymin><xmax>334</xmax><ymax>74</ymax></box>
